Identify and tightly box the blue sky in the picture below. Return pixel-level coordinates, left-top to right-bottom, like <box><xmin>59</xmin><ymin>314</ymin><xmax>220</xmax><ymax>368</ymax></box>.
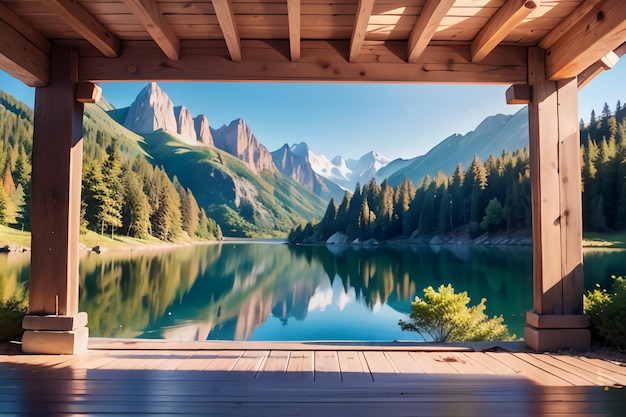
<box><xmin>1</xmin><ymin>59</ymin><xmax>625</xmax><ymax>160</ymax></box>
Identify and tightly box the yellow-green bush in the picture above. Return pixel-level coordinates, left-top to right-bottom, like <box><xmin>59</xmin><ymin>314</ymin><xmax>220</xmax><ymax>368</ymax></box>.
<box><xmin>398</xmin><ymin>284</ymin><xmax>513</xmax><ymax>342</ymax></box>
<box><xmin>0</xmin><ymin>298</ymin><xmax>27</xmax><ymax>342</ymax></box>
<box><xmin>584</xmin><ymin>276</ymin><xmax>626</xmax><ymax>350</ymax></box>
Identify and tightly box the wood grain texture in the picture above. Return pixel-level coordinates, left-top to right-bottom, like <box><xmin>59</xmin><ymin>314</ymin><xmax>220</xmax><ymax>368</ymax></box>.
<box><xmin>349</xmin><ymin>0</ymin><xmax>375</xmax><ymax>62</ymax></box>
<box><xmin>122</xmin><ymin>0</ymin><xmax>181</xmax><ymax>60</ymax></box>
<box><xmin>0</xmin><ymin>19</ymin><xmax>49</xmax><ymax>86</ymax></box>
<box><xmin>212</xmin><ymin>0</ymin><xmax>242</xmax><ymax>61</ymax></box>
<box><xmin>407</xmin><ymin>0</ymin><xmax>456</xmax><ymax>62</ymax></box>
<box><xmin>287</xmin><ymin>0</ymin><xmax>301</xmax><ymax>61</ymax></box>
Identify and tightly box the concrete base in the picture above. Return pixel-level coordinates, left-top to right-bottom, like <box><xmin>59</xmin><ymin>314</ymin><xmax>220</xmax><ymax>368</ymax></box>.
<box><xmin>525</xmin><ymin>311</ymin><xmax>591</xmax><ymax>352</ymax></box>
<box><xmin>21</xmin><ymin>313</ymin><xmax>89</xmax><ymax>354</ymax></box>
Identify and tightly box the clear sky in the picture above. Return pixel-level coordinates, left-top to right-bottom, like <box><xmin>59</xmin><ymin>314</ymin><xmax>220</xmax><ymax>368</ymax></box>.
<box><xmin>1</xmin><ymin>59</ymin><xmax>625</xmax><ymax>161</ymax></box>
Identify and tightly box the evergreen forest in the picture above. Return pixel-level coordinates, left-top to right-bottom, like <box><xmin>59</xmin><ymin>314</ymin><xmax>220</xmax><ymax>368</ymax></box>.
<box><xmin>289</xmin><ymin>100</ymin><xmax>626</xmax><ymax>244</ymax></box>
<box><xmin>0</xmin><ymin>90</ymin><xmax>222</xmax><ymax>242</ymax></box>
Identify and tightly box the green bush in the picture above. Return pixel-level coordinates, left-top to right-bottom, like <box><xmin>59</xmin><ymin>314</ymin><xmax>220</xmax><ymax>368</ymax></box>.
<box><xmin>584</xmin><ymin>276</ymin><xmax>626</xmax><ymax>350</ymax></box>
<box><xmin>0</xmin><ymin>298</ymin><xmax>27</xmax><ymax>342</ymax></box>
<box><xmin>398</xmin><ymin>284</ymin><xmax>513</xmax><ymax>342</ymax></box>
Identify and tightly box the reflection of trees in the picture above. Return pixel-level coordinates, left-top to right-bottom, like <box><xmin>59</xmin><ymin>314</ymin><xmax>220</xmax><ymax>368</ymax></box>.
<box><xmin>0</xmin><ymin>253</ymin><xmax>30</xmax><ymax>304</ymax></box>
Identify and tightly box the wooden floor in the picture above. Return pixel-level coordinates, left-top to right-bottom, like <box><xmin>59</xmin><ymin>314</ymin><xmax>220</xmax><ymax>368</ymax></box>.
<box><xmin>1</xmin><ymin>340</ymin><xmax>625</xmax><ymax>416</ymax></box>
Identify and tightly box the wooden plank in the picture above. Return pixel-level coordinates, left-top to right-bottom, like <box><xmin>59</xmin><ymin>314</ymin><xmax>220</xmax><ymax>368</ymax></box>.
<box><xmin>211</xmin><ymin>0</ymin><xmax>242</xmax><ymax>61</ymax></box>
<box><xmin>0</xmin><ymin>3</ymin><xmax>50</xmax><ymax>54</ymax></box>
<box><xmin>314</xmin><ymin>351</ymin><xmax>341</xmax><ymax>382</ymax></box>
<box><xmin>39</xmin><ymin>0</ymin><xmax>121</xmax><ymax>57</ymax></box>
<box><xmin>349</xmin><ymin>0</ymin><xmax>375</xmax><ymax>62</ymax></box>
<box><xmin>534</xmin><ymin>355</ymin><xmax>618</xmax><ymax>386</ymax></box>
<box><xmin>79</xmin><ymin>41</ymin><xmax>528</xmax><ymax>83</ymax></box>
<box><xmin>255</xmin><ymin>350</ymin><xmax>289</xmax><ymax>381</ymax></box>
<box><xmin>228</xmin><ymin>350</ymin><xmax>269</xmax><ymax>380</ymax></box>
<box><xmin>443</xmin><ymin>353</ymin><xmax>497</xmax><ymax>375</ymax></box>
<box><xmin>485</xmin><ymin>352</ymin><xmax>573</xmax><ymax>386</ymax></box>
<box><xmin>202</xmin><ymin>350</ymin><xmax>243</xmax><ymax>378</ymax></box>
<box><xmin>471</xmin><ymin>0</ymin><xmax>539</xmax><ymax>62</ymax></box>
<box><xmin>284</xmin><ymin>350</ymin><xmax>314</xmax><ymax>382</ymax></box>
<box><xmin>122</xmin><ymin>0</ymin><xmax>180</xmax><ymax>60</ymax></box>
<box><xmin>407</xmin><ymin>0</ymin><xmax>456</xmax><ymax>62</ymax></box>
<box><xmin>527</xmin><ymin>46</ymin><xmax>563</xmax><ymax>315</ymax></box>
<box><xmin>0</xmin><ymin>18</ymin><xmax>49</xmax><ymax>87</ymax></box>
<box><xmin>546</xmin><ymin>0</ymin><xmax>626</xmax><ymax>80</ymax></box>
<box><xmin>556</xmin><ymin>76</ymin><xmax>584</xmax><ymax>314</ymax></box>
<box><xmin>577</xmin><ymin>51</ymin><xmax>620</xmax><ymax>89</ymax></box>
<box><xmin>539</xmin><ymin>0</ymin><xmax>603</xmax><ymax>49</ymax></box>
<box><xmin>460</xmin><ymin>352</ymin><xmax>521</xmax><ymax>375</ymax></box>
<box><xmin>287</xmin><ymin>0</ymin><xmax>300</xmax><ymax>61</ymax></box>
<box><xmin>408</xmin><ymin>352</ymin><xmax>460</xmax><ymax>374</ymax></box>
<box><xmin>385</xmin><ymin>351</ymin><xmax>425</xmax><ymax>374</ymax></box>
<box><xmin>337</xmin><ymin>351</ymin><xmax>372</xmax><ymax>382</ymax></box>
<box><xmin>513</xmin><ymin>353</ymin><xmax>591</xmax><ymax>385</ymax></box>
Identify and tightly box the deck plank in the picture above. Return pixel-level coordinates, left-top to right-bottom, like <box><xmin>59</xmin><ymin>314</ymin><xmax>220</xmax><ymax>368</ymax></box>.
<box><xmin>408</xmin><ymin>352</ymin><xmax>460</xmax><ymax>374</ymax></box>
<box><xmin>284</xmin><ymin>350</ymin><xmax>314</xmax><ymax>382</ymax></box>
<box><xmin>385</xmin><ymin>351</ymin><xmax>425</xmax><ymax>374</ymax></box>
<box><xmin>314</xmin><ymin>351</ymin><xmax>341</xmax><ymax>382</ymax></box>
<box><xmin>486</xmin><ymin>352</ymin><xmax>574</xmax><ymax>386</ymax></box>
<box><xmin>544</xmin><ymin>355</ymin><xmax>625</xmax><ymax>386</ymax></box>
<box><xmin>337</xmin><ymin>351</ymin><xmax>372</xmax><ymax>382</ymax></box>
<box><xmin>255</xmin><ymin>350</ymin><xmax>289</xmax><ymax>381</ymax></box>
<box><xmin>513</xmin><ymin>353</ymin><xmax>592</xmax><ymax>386</ymax></box>
<box><xmin>228</xmin><ymin>350</ymin><xmax>269</xmax><ymax>380</ymax></box>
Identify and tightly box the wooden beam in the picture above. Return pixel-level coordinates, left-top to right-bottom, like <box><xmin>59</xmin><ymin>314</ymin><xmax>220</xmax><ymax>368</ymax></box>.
<box><xmin>0</xmin><ymin>19</ymin><xmax>49</xmax><ymax>87</ymax></box>
<box><xmin>75</xmin><ymin>81</ymin><xmax>102</xmax><ymax>103</ymax></box>
<box><xmin>407</xmin><ymin>0</ymin><xmax>456</xmax><ymax>63</ymax></box>
<box><xmin>577</xmin><ymin>51</ymin><xmax>619</xmax><ymax>89</ymax></box>
<box><xmin>539</xmin><ymin>0</ymin><xmax>603</xmax><ymax>49</ymax></box>
<box><xmin>40</xmin><ymin>0</ymin><xmax>121</xmax><ymax>58</ymax></box>
<box><xmin>287</xmin><ymin>0</ymin><xmax>300</xmax><ymax>61</ymax></box>
<box><xmin>30</xmin><ymin>46</ymin><xmax>83</xmax><ymax>316</ymax></box>
<box><xmin>471</xmin><ymin>0</ymin><xmax>539</xmax><ymax>63</ymax></box>
<box><xmin>79</xmin><ymin>41</ymin><xmax>527</xmax><ymax>84</ymax></box>
<box><xmin>121</xmin><ymin>0</ymin><xmax>180</xmax><ymax>60</ymax></box>
<box><xmin>546</xmin><ymin>0</ymin><xmax>626</xmax><ymax>80</ymax></box>
<box><xmin>349</xmin><ymin>0</ymin><xmax>375</xmax><ymax>62</ymax></box>
<box><xmin>506</xmin><ymin>84</ymin><xmax>531</xmax><ymax>104</ymax></box>
<box><xmin>0</xmin><ymin>3</ymin><xmax>50</xmax><ymax>54</ymax></box>
<box><xmin>212</xmin><ymin>0</ymin><xmax>242</xmax><ymax>62</ymax></box>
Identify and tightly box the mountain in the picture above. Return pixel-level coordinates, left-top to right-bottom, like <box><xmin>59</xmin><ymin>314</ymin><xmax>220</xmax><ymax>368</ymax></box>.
<box><xmin>386</xmin><ymin>107</ymin><xmax>529</xmax><ymax>186</ymax></box>
<box><xmin>271</xmin><ymin>143</ymin><xmax>345</xmax><ymax>202</ymax></box>
<box><xmin>123</xmin><ymin>82</ymin><xmax>212</xmax><ymax>147</ymax></box>
<box><xmin>211</xmin><ymin>119</ymin><xmax>276</xmax><ymax>174</ymax></box>
<box><xmin>290</xmin><ymin>143</ymin><xmax>391</xmax><ymax>191</ymax></box>
<box><xmin>194</xmin><ymin>115</ymin><xmax>214</xmax><ymax>147</ymax></box>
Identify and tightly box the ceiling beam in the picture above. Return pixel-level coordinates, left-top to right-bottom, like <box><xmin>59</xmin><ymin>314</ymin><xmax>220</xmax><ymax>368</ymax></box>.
<box><xmin>577</xmin><ymin>50</ymin><xmax>620</xmax><ymax>89</ymax></box>
<box><xmin>349</xmin><ymin>0</ymin><xmax>375</xmax><ymax>62</ymax></box>
<box><xmin>546</xmin><ymin>0</ymin><xmax>626</xmax><ymax>80</ymax></box>
<box><xmin>287</xmin><ymin>0</ymin><xmax>301</xmax><ymax>61</ymax></box>
<box><xmin>79</xmin><ymin>41</ymin><xmax>527</xmax><ymax>84</ymax></box>
<box><xmin>539</xmin><ymin>0</ymin><xmax>603</xmax><ymax>49</ymax></box>
<box><xmin>212</xmin><ymin>0</ymin><xmax>242</xmax><ymax>62</ymax></box>
<box><xmin>0</xmin><ymin>3</ymin><xmax>50</xmax><ymax>54</ymax></box>
<box><xmin>122</xmin><ymin>0</ymin><xmax>180</xmax><ymax>60</ymax></box>
<box><xmin>407</xmin><ymin>0</ymin><xmax>456</xmax><ymax>63</ymax></box>
<box><xmin>0</xmin><ymin>19</ymin><xmax>49</xmax><ymax>86</ymax></box>
<box><xmin>40</xmin><ymin>0</ymin><xmax>120</xmax><ymax>57</ymax></box>
<box><xmin>471</xmin><ymin>0</ymin><xmax>539</xmax><ymax>63</ymax></box>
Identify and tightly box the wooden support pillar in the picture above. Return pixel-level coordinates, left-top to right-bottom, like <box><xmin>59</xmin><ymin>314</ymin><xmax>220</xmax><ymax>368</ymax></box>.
<box><xmin>22</xmin><ymin>46</ymin><xmax>88</xmax><ymax>354</ymax></box>
<box><xmin>523</xmin><ymin>47</ymin><xmax>589</xmax><ymax>352</ymax></box>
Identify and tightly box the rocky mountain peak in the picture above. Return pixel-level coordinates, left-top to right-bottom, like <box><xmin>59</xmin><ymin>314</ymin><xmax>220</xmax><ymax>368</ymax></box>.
<box><xmin>124</xmin><ymin>82</ymin><xmax>178</xmax><ymax>134</ymax></box>
<box><xmin>212</xmin><ymin>119</ymin><xmax>276</xmax><ymax>174</ymax></box>
<box><xmin>194</xmin><ymin>115</ymin><xmax>214</xmax><ymax>147</ymax></box>
<box><xmin>174</xmin><ymin>105</ymin><xmax>198</xmax><ymax>144</ymax></box>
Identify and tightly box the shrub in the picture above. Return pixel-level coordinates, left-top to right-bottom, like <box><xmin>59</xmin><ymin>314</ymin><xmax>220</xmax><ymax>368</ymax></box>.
<box><xmin>584</xmin><ymin>276</ymin><xmax>626</xmax><ymax>350</ymax></box>
<box><xmin>398</xmin><ymin>284</ymin><xmax>512</xmax><ymax>342</ymax></box>
<box><xmin>0</xmin><ymin>298</ymin><xmax>27</xmax><ymax>342</ymax></box>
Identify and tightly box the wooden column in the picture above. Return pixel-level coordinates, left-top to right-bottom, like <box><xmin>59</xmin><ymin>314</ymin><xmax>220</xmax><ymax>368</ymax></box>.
<box><xmin>21</xmin><ymin>46</ymin><xmax>88</xmax><ymax>354</ymax></box>
<box><xmin>524</xmin><ymin>47</ymin><xmax>589</xmax><ymax>352</ymax></box>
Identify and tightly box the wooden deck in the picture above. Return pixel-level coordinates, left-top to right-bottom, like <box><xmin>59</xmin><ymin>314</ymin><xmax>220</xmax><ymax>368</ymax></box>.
<box><xmin>1</xmin><ymin>340</ymin><xmax>625</xmax><ymax>416</ymax></box>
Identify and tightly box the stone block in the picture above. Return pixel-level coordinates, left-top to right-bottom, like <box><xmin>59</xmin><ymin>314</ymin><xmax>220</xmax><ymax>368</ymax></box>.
<box><xmin>22</xmin><ymin>312</ymin><xmax>88</xmax><ymax>331</ymax></box>
<box><xmin>524</xmin><ymin>326</ymin><xmax>590</xmax><ymax>352</ymax></box>
<box><xmin>22</xmin><ymin>326</ymin><xmax>89</xmax><ymax>355</ymax></box>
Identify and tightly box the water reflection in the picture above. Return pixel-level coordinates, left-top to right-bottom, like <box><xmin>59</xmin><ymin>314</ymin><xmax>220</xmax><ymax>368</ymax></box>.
<box><xmin>3</xmin><ymin>244</ymin><xmax>625</xmax><ymax>341</ymax></box>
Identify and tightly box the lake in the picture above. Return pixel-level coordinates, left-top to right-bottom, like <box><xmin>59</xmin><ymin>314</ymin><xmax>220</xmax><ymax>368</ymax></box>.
<box><xmin>1</xmin><ymin>242</ymin><xmax>625</xmax><ymax>342</ymax></box>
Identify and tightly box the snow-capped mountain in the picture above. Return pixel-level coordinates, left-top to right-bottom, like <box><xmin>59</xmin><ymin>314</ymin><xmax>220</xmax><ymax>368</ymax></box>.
<box><xmin>291</xmin><ymin>143</ymin><xmax>390</xmax><ymax>191</ymax></box>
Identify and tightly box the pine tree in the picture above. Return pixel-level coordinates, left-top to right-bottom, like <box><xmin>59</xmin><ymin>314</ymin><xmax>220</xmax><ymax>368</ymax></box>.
<box><xmin>99</xmin><ymin>141</ymin><xmax>125</xmax><ymax>236</ymax></box>
<box><xmin>121</xmin><ymin>170</ymin><xmax>151</xmax><ymax>238</ymax></box>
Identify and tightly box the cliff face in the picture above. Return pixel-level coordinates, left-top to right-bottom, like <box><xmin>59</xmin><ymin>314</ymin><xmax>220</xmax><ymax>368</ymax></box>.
<box><xmin>174</xmin><ymin>105</ymin><xmax>198</xmax><ymax>144</ymax></box>
<box><xmin>123</xmin><ymin>82</ymin><xmax>178</xmax><ymax>134</ymax></box>
<box><xmin>212</xmin><ymin>119</ymin><xmax>276</xmax><ymax>174</ymax></box>
<box><xmin>194</xmin><ymin>114</ymin><xmax>214</xmax><ymax>147</ymax></box>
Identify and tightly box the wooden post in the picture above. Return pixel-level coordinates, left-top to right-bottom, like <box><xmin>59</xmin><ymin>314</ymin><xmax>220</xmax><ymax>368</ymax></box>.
<box><xmin>523</xmin><ymin>47</ymin><xmax>589</xmax><ymax>352</ymax></box>
<box><xmin>21</xmin><ymin>46</ymin><xmax>88</xmax><ymax>354</ymax></box>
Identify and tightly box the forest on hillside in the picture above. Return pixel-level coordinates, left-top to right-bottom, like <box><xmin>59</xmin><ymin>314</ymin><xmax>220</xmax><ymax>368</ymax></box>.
<box><xmin>0</xmin><ymin>91</ymin><xmax>222</xmax><ymax>242</ymax></box>
<box><xmin>289</xmin><ymin>100</ymin><xmax>626</xmax><ymax>244</ymax></box>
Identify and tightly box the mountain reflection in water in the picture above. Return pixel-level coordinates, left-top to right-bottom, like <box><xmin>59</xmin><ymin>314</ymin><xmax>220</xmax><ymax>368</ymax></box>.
<box><xmin>2</xmin><ymin>243</ymin><xmax>624</xmax><ymax>341</ymax></box>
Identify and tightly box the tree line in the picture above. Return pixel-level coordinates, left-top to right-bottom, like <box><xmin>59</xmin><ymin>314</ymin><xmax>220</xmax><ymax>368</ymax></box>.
<box><xmin>0</xmin><ymin>92</ymin><xmax>221</xmax><ymax>241</ymax></box>
<box><xmin>290</xmin><ymin>100</ymin><xmax>626</xmax><ymax>244</ymax></box>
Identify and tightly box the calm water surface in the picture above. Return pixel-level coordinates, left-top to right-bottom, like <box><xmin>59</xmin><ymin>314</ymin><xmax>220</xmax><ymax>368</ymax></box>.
<box><xmin>1</xmin><ymin>243</ymin><xmax>624</xmax><ymax>341</ymax></box>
